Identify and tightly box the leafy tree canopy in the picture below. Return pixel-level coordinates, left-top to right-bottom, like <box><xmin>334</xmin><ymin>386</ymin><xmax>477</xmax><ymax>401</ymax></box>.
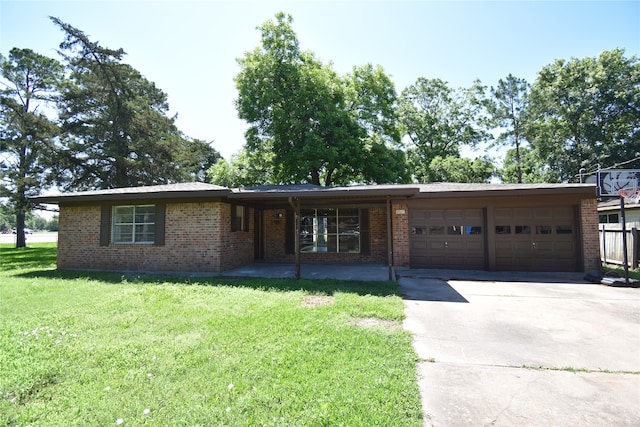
<box><xmin>526</xmin><ymin>49</ymin><xmax>640</xmax><ymax>182</ymax></box>
<box><xmin>398</xmin><ymin>78</ymin><xmax>490</xmax><ymax>182</ymax></box>
<box><xmin>425</xmin><ymin>155</ymin><xmax>495</xmax><ymax>183</ymax></box>
<box><xmin>207</xmin><ymin>148</ymin><xmax>276</xmax><ymax>188</ymax></box>
<box><xmin>234</xmin><ymin>13</ymin><xmax>408</xmax><ymax>187</ymax></box>
<box><xmin>498</xmin><ymin>147</ymin><xmax>556</xmax><ymax>183</ymax></box>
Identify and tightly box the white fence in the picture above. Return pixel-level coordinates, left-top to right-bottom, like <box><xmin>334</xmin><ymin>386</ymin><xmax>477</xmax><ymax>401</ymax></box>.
<box><xmin>599</xmin><ymin>222</ymin><xmax>640</xmax><ymax>269</ymax></box>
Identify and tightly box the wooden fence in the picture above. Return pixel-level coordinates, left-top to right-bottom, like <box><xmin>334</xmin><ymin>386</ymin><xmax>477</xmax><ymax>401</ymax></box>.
<box><xmin>599</xmin><ymin>222</ymin><xmax>640</xmax><ymax>269</ymax></box>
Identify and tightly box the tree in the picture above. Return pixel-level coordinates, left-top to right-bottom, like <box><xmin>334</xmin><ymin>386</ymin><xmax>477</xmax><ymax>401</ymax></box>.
<box><xmin>0</xmin><ymin>202</ymin><xmax>14</xmax><ymax>230</ymax></box>
<box><xmin>498</xmin><ymin>147</ymin><xmax>556</xmax><ymax>183</ymax></box>
<box><xmin>526</xmin><ymin>49</ymin><xmax>640</xmax><ymax>182</ymax></box>
<box><xmin>487</xmin><ymin>74</ymin><xmax>530</xmax><ymax>183</ymax></box>
<box><xmin>0</xmin><ymin>48</ymin><xmax>62</xmax><ymax>247</ymax></box>
<box><xmin>51</xmin><ymin>17</ymin><xmax>219</xmax><ymax>190</ymax></box>
<box><xmin>175</xmin><ymin>137</ymin><xmax>222</xmax><ymax>183</ymax></box>
<box><xmin>426</xmin><ymin>155</ymin><xmax>495</xmax><ymax>183</ymax></box>
<box><xmin>398</xmin><ymin>78</ymin><xmax>490</xmax><ymax>182</ymax></box>
<box><xmin>208</xmin><ymin>149</ymin><xmax>276</xmax><ymax>188</ymax></box>
<box><xmin>235</xmin><ymin>13</ymin><xmax>408</xmax><ymax>186</ymax></box>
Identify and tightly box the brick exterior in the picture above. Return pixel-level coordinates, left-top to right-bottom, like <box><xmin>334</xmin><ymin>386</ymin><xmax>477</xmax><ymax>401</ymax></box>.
<box><xmin>56</xmin><ymin>194</ymin><xmax>600</xmax><ymax>274</ymax></box>
<box><xmin>580</xmin><ymin>198</ymin><xmax>601</xmax><ymax>271</ymax></box>
<box><xmin>263</xmin><ymin>209</ymin><xmax>287</xmax><ymax>262</ymax></box>
<box><xmin>391</xmin><ymin>203</ymin><xmax>410</xmax><ymax>267</ymax></box>
<box><xmin>58</xmin><ymin>202</ymin><xmax>253</xmax><ymax>273</ymax></box>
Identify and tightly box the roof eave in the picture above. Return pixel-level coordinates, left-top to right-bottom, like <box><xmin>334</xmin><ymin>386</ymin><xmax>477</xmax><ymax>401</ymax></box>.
<box><xmin>229</xmin><ymin>187</ymin><xmax>421</xmax><ymax>200</ymax></box>
<box><xmin>30</xmin><ymin>189</ymin><xmax>232</xmax><ymax>204</ymax></box>
<box><xmin>415</xmin><ymin>185</ymin><xmax>597</xmax><ymax>199</ymax></box>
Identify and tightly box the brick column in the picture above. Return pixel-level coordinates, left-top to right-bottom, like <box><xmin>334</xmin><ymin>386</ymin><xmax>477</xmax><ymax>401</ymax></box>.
<box><xmin>391</xmin><ymin>202</ymin><xmax>410</xmax><ymax>267</ymax></box>
<box><xmin>580</xmin><ymin>198</ymin><xmax>600</xmax><ymax>272</ymax></box>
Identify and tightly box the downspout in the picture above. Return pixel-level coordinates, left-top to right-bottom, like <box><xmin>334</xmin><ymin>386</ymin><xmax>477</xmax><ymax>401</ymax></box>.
<box><xmin>387</xmin><ymin>196</ymin><xmax>393</xmax><ymax>281</ymax></box>
<box><xmin>288</xmin><ymin>197</ymin><xmax>301</xmax><ymax>279</ymax></box>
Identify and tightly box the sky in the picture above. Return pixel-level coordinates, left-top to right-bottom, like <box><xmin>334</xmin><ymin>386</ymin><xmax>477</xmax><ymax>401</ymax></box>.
<box><xmin>1</xmin><ymin>0</ymin><xmax>639</xmax><ymax>162</ymax></box>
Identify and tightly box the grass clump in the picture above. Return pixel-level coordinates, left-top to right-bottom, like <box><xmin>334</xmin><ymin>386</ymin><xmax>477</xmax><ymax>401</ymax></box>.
<box><xmin>0</xmin><ymin>243</ymin><xmax>423</xmax><ymax>426</ymax></box>
<box><xmin>602</xmin><ymin>264</ymin><xmax>640</xmax><ymax>281</ymax></box>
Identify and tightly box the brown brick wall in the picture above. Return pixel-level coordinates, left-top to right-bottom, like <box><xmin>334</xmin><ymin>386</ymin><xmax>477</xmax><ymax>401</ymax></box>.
<box><xmin>580</xmin><ymin>198</ymin><xmax>601</xmax><ymax>271</ymax></box>
<box><xmin>57</xmin><ymin>202</ymin><xmax>254</xmax><ymax>273</ymax></box>
<box><xmin>218</xmin><ymin>204</ymin><xmax>254</xmax><ymax>271</ymax></box>
<box><xmin>57</xmin><ymin>195</ymin><xmax>599</xmax><ymax>273</ymax></box>
<box><xmin>263</xmin><ymin>209</ymin><xmax>287</xmax><ymax>261</ymax></box>
<box><xmin>391</xmin><ymin>203</ymin><xmax>410</xmax><ymax>267</ymax></box>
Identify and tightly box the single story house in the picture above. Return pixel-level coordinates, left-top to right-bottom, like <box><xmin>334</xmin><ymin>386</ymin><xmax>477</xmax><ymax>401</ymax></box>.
<box><xmin>32</xmin><ymin>182</ymin><xmax>600</xmax><ymax>276</ymax></box>
<box><xmin>598</xmin><ymin>195</ymin><xmax>640</xmax><ymax>224</ymax></box>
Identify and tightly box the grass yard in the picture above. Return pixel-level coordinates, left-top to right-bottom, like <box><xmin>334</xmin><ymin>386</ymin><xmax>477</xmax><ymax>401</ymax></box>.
<box><xmin>0</xmin><ymin>243</ymin><xmax>423</xmax><ymax>426</ymax></box>
<box><xmin>603</xmin><ymin>264</ymin><xmax>640</xmax><ymax>281</ymax></box>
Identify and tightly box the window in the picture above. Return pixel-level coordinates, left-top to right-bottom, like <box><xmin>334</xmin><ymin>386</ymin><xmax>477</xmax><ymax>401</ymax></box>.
<box><xmin>495</xmin><ymin>226</ymin><xmax>511</xmax><ymax>234</ymax></box>
<box><xmin>556</xmin><ymin>225</ymin><xmax>573</xmax><ymax>235</ymax></box>
<box><xmin>515</xmin><ymin>225</ymin><xmax>531</xmax><ymax>235</ymax></box>
<box><xmin>467</xmin><ymin>226</ymin><xmax>482</xmax><ymax>235</ymax></box>
<box><xmin>231</xmin><ymin>204</ymin><xmax>249</xmax><ymax>232</ymax></box>
<box><xmin>300</xmin><ymin>208</ymin><xmax>360</xmax><ymax>253</ymax></box>
<box><xmin>536</xmin><ymin>225</ymin><xmax>552</xmax><ymax>235</ymax></box>
<box><xmin>447</xmin><ymin>225</ymin><xmax>464</xmax><ymax>235</ymax></box>
<box><xmin>599</xmin><ymin>213</ymin><xmax>619</xmax><ymax>224</ymax></box>
<box><xmin>429</xmin><ymin>226</ymin><xmax>445</xmax><ymax>235</ymax></box>
<box><xmin>112</xmin><ymin>205</ymin><xmax>155</xmax><ymax>244</ymax></box>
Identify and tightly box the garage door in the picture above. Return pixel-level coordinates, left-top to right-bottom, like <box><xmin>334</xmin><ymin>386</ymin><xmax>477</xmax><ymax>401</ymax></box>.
<box><xmin>494</xmin><ymin>207</ymin><xmax>578</xmax><ymax>271</ymax></box>
<box><xmin>410</xmin><ymin>209</ymin><xmax>485</xmax><ymax>269</ymax></box>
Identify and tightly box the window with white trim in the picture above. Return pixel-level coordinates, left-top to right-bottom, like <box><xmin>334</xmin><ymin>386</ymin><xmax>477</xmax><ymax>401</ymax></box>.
<box><xmin>112</xmin><ymin>205</ymin><xmax>156</xmax><ymax>244</ymax></box>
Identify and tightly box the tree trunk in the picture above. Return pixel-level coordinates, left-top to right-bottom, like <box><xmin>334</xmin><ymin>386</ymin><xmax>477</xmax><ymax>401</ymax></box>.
<box><xmin>15</xmin><ymin>209</ymin><xmax>26</xmax><ymax>248</ymax></box>
<box><xmin>324</xmin><ymin>167</ymin><xmax>334</xmax><ymax>187</ymax></box>
<box><xmin>310</xmin><ymin>168</ymin><xmax>321</xmax><ymax>186</ymax></box>
<box><xmin>16</xmin><ymin>146</ymin><xmax>28</xmax><ymax>248</ymax></box>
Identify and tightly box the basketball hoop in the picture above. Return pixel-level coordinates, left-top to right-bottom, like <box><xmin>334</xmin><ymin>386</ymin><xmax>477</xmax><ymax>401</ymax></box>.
<box><xmin>617</xmin><ymin>186</ymin><xmax>640</xmax><ymax>199</ymax></box>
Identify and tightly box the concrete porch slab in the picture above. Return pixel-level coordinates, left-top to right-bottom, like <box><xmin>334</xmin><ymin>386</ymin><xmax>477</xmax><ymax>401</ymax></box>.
<box><xmin>221</xmin><ymin>263</ymin><xmax>394</xmax><ymax>282</ymax></box>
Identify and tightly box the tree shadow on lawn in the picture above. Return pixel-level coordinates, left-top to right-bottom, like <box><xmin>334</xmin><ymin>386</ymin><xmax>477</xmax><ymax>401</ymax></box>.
<box><xmin>14</xmin><ymin>268</ymin><xmax>401</xmax><ymax>298</ymax></box>
<box><xmin>0</xmin><ymin>244</ymin><xmax>57</xmax><ymax>271</ymax></box>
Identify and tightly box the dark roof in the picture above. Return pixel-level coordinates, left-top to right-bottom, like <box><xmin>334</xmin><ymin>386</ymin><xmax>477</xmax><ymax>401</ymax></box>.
<box><xmin>31</xmin><ymin>182</ymin><xmax>597</xmax><ymax>204</ymax></box>
<box><xmin>415</xmin><ymin>182</ymin><xmax>596</xmax><ymax>198</ymax></box>
<box><xmin>232</xmin><ymin>183</ymin><xmax>596</xmax><ymax>199</ymax></box>
<box><xmin>31</xmin><ymin>182</ymin><xmax>230</xmax><ymax>203</ymax></box>
<box><xmin>598</xmin><ymin>194</ymin><xmax>640</xmax><ymax>211</ymax></box>
<box><xmin>231</xmin><ymin>184</ymin><xmax>421</xmax><ymax>199</ymax></box>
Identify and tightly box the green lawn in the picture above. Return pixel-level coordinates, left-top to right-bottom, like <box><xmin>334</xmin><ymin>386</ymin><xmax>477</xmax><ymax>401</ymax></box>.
<box><xmin>0</xmin><ymin>243</ymin><xmax>423</xmax><ymax>426</ymax></box>
<box><xmin>603</xmin><ymin>264</ymin><xmax>640</xmax><ymax>281</ymax></box>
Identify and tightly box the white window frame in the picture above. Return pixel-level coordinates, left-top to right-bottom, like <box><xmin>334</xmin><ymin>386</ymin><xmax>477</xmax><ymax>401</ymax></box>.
<box><xmin>112</xmin><ymin>204</ymin><xmax>156</xmax><ymax>244</ymax></box>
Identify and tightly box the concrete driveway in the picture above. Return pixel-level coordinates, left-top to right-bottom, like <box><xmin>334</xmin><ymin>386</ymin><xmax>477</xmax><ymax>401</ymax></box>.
<box><xmin>398</xmin><ymin>270</ymin><xmax>640</xmax><ymax>426</ymax></box>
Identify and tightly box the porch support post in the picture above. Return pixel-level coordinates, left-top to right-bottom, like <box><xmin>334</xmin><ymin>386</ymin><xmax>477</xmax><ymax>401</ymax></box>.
<box><xmin>288</xmin><ymin>197</ymin><xmax>301</xmax><ymax>279</ymax></box>
<box><xmin>387</xmin><ymin>196</ymin><xmax>393</xmax><ymax>281</ymax></box>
